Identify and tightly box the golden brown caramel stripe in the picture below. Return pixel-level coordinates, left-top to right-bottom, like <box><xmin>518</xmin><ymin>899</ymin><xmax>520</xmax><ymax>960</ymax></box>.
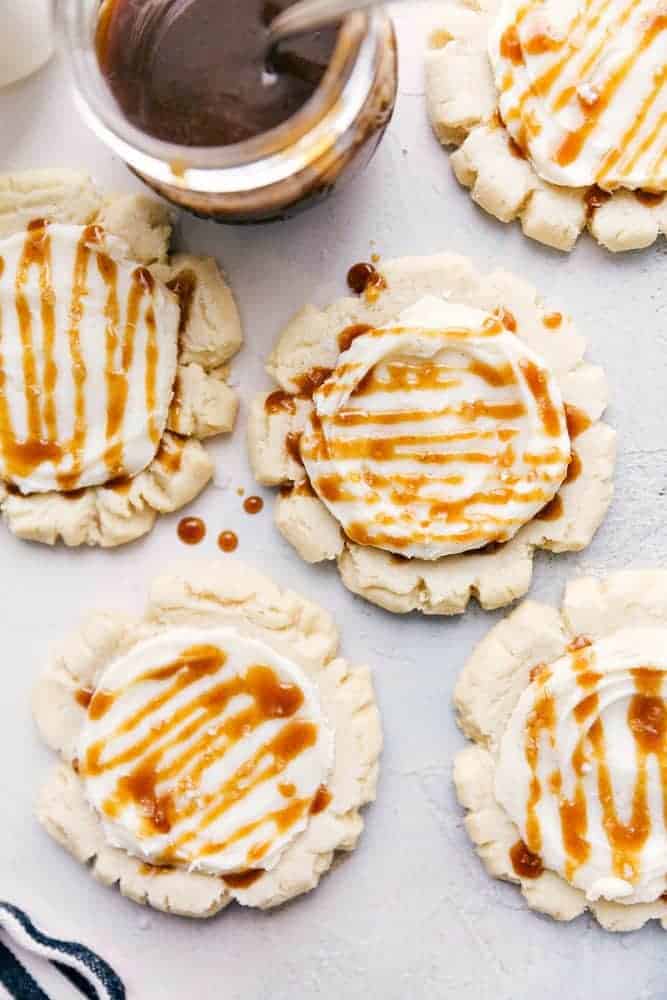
<box><xmin>98</xmin><ymin>250</ymin><xmax>122</xmax><ymax>479</ymax></box>
<box><xmin>56</xmin><ymin>228</ymin><xmax>92</xmax><ymax>491</ymax></box>
<box><xmin>103</xmin><ymin>266</ymin><xmax>150</xmax><ymax>478</ymax></box>
<box><xmin>519</xmin><ymin>359</ymin><xmax>562</xmax><ymax>437</ymax></box>
<box><xmin>330</xmin><ymin>404</ymin><xmax>525</xmax><ymax>427</ymax></box>
<box><xmin>524</xmin><ymin>688</ymin><xmax>556</xmax><ymax>853</ymax></box>
<box><xmin>145</xmin><ymin>306</ymin><xmax>159</xmax><ymax>445</ymax></box>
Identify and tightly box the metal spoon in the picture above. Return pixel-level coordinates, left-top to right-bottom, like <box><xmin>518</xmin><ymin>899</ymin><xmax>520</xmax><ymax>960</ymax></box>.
<box><xmin>267</xmin><ymin>0</ymin><xmax>387</xmax><ymax>50</ymax></box>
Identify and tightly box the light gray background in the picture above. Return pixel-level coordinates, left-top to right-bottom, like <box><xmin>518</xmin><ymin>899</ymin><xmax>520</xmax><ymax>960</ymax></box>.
<box><xmin>1</xmin><ymin>5</ymin><xmax>666</xmax><ymax>998</ymax></box>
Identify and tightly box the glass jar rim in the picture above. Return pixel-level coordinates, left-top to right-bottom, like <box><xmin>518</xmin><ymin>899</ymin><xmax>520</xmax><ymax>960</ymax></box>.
<box><xmin>58</xmin><ymin>0</ymin><xmax>387</xmax><ymax>192</ymax></box>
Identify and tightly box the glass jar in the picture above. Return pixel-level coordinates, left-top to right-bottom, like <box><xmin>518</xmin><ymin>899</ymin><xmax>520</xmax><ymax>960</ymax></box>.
<box><xmin>58</xmin><ymin>1</ymin><xmax>398</xmax><ymax>223</ymax></box>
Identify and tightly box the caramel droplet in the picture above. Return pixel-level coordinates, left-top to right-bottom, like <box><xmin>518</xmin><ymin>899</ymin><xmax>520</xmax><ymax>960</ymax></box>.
<box><xmin>177</xmin><ymin>517</ymin><xmax>206</xmax><ymax>545</ymax></box>
<box><xmin>243</xmin><ymin>496</ymin><xmax>264</xmax><ymax>515</ymax></box>
<box><xmin>510</xmin><ymin>839</ymin><xmax>544</xmax><ymax>879</ymax></box>
<box><xmin>218</xmin><ymin>530</ymin><xmax>238</xmax><ymax>553</ymax></box>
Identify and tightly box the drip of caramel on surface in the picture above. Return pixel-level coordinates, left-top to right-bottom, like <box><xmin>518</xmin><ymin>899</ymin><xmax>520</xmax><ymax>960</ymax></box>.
<box><xmin>218</xmin><ymin>530</ymin><xmax>239</xmax><ymax>552</ymax></box>
<box><xmin>510</xmin><ymin>839</ymin><xmax>544</xmax><ymax>878</ymax></box>
<box><xmin>243</xmin><ymin>495</ymin><xmax>264</xmax><ymax>515</ymax></box>
<box><xmin>177</xmin><ymin>516</ymin><xmax>206</xmax><ymax>544</ymax></box>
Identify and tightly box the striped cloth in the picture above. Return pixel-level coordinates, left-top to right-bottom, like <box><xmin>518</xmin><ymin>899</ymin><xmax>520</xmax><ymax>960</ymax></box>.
<box><xmin>0</xmin><ymin>903</ymin><xmax>125</xmax><ymax>1000</ymax></box>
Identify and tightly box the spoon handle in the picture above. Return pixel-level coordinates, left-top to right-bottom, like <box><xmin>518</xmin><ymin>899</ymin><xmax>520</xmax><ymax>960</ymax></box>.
<box><xmin>268</xmin><ymin>0</ymin><xmax>384</xmax><ymax>48</ymax></box>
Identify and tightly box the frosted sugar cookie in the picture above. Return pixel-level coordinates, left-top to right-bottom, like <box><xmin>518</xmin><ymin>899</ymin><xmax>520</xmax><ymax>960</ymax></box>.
<box><xmin>33</xmin><ymin>561</ymin><xmax>381</xmax><ymax>916</ymax></box>
<box><xmin>248</xmin><ymin>254</ymin><xmax>615</xmax><ymax>615</ymax></box>
<box><xmin>0</xmin><ymin>169</ymin><xmax>242</xmax><ymax>546</ymax></box>
<box><xmin>426</xmin><ymin>1</ymin><xmax>667</xmax><ymax>251</ymax></box>
<box><xmin>455</xmin><ymin>571</ymin><xmax>667</xmax><ymax>931</ymax></box>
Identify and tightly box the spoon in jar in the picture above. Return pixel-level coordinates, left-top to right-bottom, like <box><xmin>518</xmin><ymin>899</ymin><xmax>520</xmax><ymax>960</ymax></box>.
<box><xmin>267</xmin><ymin>0</ymin><xmax>387</xmax><ymax>51</ymax></box>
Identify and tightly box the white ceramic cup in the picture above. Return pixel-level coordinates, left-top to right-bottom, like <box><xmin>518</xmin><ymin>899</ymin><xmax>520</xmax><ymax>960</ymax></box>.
<box><xmin>0</xmin><ymin>0</ymin><xmax>54</xmax><ymax>88</ymax></box>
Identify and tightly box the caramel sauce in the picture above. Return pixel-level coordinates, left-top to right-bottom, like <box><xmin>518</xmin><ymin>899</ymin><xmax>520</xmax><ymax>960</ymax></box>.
<box><xmin>243</xmin><ymin>496</ymin><xmax>264</xmax><ymax>515</ymax></box>
<box><xmin>97</xmin><ymin>0</ymin><xmax>338</xmax><ymax>147</ymax></box>
<box><xmin>90</xmin><ymin>689</ymin><xmax>116</xmax><ymax>721</ymax></box>
<box><xmin>519</xmin><ymin>359</ymin><xmax>562</xmax><ymax>437</ymax></box>
<box><xmin>145</xmin><ymin>306</ymin><xmax>160</xmax><ymax>445</ymax></box>
<box><xmin>338</xmin><ymin>323</ymin><xmax>373</xmax><ymax>353</ymax></box>
<box><xmin>508</xmin><ymin>137</ymin><xmax>526</xmax><ymax>160</ymax></box>
<box><xmin>139</xmin><ymin>862</ymin><xmax>169</xmax><ymax>876</ymax></box>
<box><xmin>346</xmin><ymin>262</ymin><xmax>387</xmax><ymax>302</ymax></box>
<box><xmin>468</xmin><ymin>359</ymin><xmax>517</xmax><ymax>388</ymax></box>
<box><xmin>265</xmin><ymin>390</ymin><xmax>296</xmax><ymax>415</ymax></box>
<box><xmin>566</xmin><ymin>451</ymin><xmax>582</xmax><ymax>484</ymax></box>
<box><xmin>156</xmin><ymin>436</ymin><xmax>184</xmax><ymax>474</ymax></box>
<box><xmin>585</xmin><ymin>186</ymin><xmax>612</xmax><ymax>219</ymax></box>
<box><xmin>523</xmin><ymin>32</ymin><xmax>560</xmax><ymax>56</ymax></box>
<box><xmin>568</xmin><ymin>635</ymin><xmax>592</xmax><ymax>653</ymax></box>
<box><xmin>510</xmin><ymin>839</ymin><xmax>544</xmax><ymax>879</ymax></box>
<box><xmin>294</xmin><ymin>368</ymin><xmax>333</xmax><ymax>397</ymax></box>
<box><xmin>83</xmin><ymin>646</ymin><xmax>317</xmax><ymax>865</ymax></box>
<box><xmin>636</xmin><ymin>190</ymin><xmax>665</xmax><ymax>207</ymax></box>
<box><xmin>218</xmin><ymin>530</ymin><xmax>239</xmax><ymax>552</ymax></box>
<box><xmin>279</xmin><ymin>782</ymin><xmax>296</xmax><ymax>798</ymax></box>
<box><xmin>500</xmin><ymin>25</ymin><xmax>523</xmax><ymax>65</ymax></box>
<box><xmin>524</xmin><ymin>688</ymin><xmax>556</xmax><ymax>853</ymax></box>
<box><xmin>565</xmin><ymin>404</ymin><xmax>591</xmax><ymax>440</ymax></box>
<box><xmin>103</xmin><ymin>266</ymin><xmax>152</xmax><ymax>481</ymax></box>
<box><xmin>285</xmin><ymin>431</ymin><xmax>303</xmax><ymax>464</ymax></box>
<box><xmin>310</xmin><ymin>785</ymin><xmax>332</xmax><ymax>815</ymax></box>
<box><xmin>167</xmin><ymin>269</ymin><xmax>197</xmax><ymax>338</ymax></box>
<box><xmin>543</xmin><ymin>312</ymin><xmax>563</xmax><ymax>329</ymax></box>
<box><xmin>223</xmin><ymin>869</ymin><xmax>264</xmax><ymax>890</ymax></box>
<box><xmin>537</xmin><ymin>493</ymin><xmax>563</xmax><ymax>521</ymax></box>
<box><xmin>177</xmin><ymin>516</ymin><xmax>206</xmax><ymax>544</ymax></box>
<box><xmin>75</xmin><ymin>687</ymin><xmax>93</xmax><ymax>710</ymax></box>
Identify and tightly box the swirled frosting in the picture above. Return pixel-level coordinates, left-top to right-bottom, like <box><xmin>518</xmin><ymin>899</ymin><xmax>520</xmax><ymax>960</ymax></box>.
<box><xmin>496</xmin><ymin>628</ymin><xmax>667</xmax><ymax>904</ymax></box>
<box><xmin>490</xmin><ymin>0</ymin><xmax>667</xmax><ymax>191</ymax></box>
<box><xmin>300</xmin><ymin>297</ymin><xmax>570</xmax><ymax>560</ymax></box>
<box><xmin>78</xmin><ymin>626</ymin><xmax>334</xmax><ymax>877</ymax></box>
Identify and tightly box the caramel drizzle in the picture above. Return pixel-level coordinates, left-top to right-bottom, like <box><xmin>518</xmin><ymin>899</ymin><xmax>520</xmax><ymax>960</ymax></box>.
<box><xmin>302</xmin><ymin>345</ymin><xmax>567</xmax><ymax>551</ymax></box>
<box><xmin>0</xmin><ymin>222</ymin><xmax>162</xmax><ymax>490</ymax></box>
<box><xmin>498</xmin><ymin>0</ymin><xmax>666</xmax><ymax>189</ymax></box>
<box><xmin>524</xmin><ymin>644</ymin><xmax>667</xmax><ymax>887</ymax></box>
<box><xmin>103</xmin><ymin>266</ymin><xmax>153</xmax><ymax>477</ymax></box>
<box><xmin>82</xmin><ymin>645</ymin><xmax>321</xmax><ymax>868</ymax></box>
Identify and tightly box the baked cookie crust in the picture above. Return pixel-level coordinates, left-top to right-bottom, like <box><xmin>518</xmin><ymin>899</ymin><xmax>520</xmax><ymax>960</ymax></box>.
<box><xmin>248</xmin><ymin>254</ymin><xmax>615</xmax><ymax>615</ymax></box>
<box><xmin>425</xmin><ymin>1</ymin><xmax>667</xmax><ymax>252</ymax></box>
<box><xmin>33</xmin><ymin>561</ymin><xmax>382</xmax><ymax>917</ymax></box>
<box><xmin>454</xmin><ymin>571</ymin><xmax>667</xmax><ymax>931</ymax></box>
<box><xmin>0</xmin><ymin>169</ymin><xmax>242</xmax><ymax>548</ymax></box>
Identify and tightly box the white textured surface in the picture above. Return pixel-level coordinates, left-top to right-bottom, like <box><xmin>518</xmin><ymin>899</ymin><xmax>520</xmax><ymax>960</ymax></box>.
<box><xmin>1</xmin><ymin>5</ymin><xmax>667</xmax><ymax>998</ymax></box>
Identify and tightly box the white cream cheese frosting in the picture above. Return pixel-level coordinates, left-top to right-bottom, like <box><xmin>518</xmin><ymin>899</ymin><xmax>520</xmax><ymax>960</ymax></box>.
<box><xmin>300</xmin><ymin>296</ymin><xmax>570</xmax><ymax>560</ymax></box>
<box><xmin>496</xmin><ymin>627</ymin><xmax>667</xmax><ymax>904</ymax></box>
<box><xmin>0</xmin><ymin>221</ymin><xmax>179</xmax><ymax>494</ymax></box>
<box><xmin>489</xmin><ymin>0</ymin><xmax>667</xmax><ymax>192</ymax></box>
<box><xmin>77</xmin><ymin>626</ymin><xmax>334</xmax><ymax>877</ymax></box>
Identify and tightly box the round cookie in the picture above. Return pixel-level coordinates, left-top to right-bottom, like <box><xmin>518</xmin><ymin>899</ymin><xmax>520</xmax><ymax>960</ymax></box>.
<box><xmin>425</xmin><ymin>1</ymin><xmax>667</xmax><ymax>252</ymax></box>
<box><xmin>454</xmin><ymin>571</ymin><xmax>667</xmax><ymax>932</ymax></box>
<box><xmin>0</xmin><ymin>169</ymin><xmax>242</xmax><ymax>547</ymax></box>
<box><xmin>248</xmin><ymin>254</ymin><xmax>615</xmax><ymax>615</ymax></box>
<box><xmin>33</xmin><ymin>561</ymin><xmax>382</xmax><ymax>916</ymax></box>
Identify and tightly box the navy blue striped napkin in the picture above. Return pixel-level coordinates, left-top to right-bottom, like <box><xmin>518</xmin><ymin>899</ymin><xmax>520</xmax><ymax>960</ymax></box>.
<box><xmin>0</xmin><ymin>903</ymin><xmax>125</xmax><ymax>1000</ymax></box>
